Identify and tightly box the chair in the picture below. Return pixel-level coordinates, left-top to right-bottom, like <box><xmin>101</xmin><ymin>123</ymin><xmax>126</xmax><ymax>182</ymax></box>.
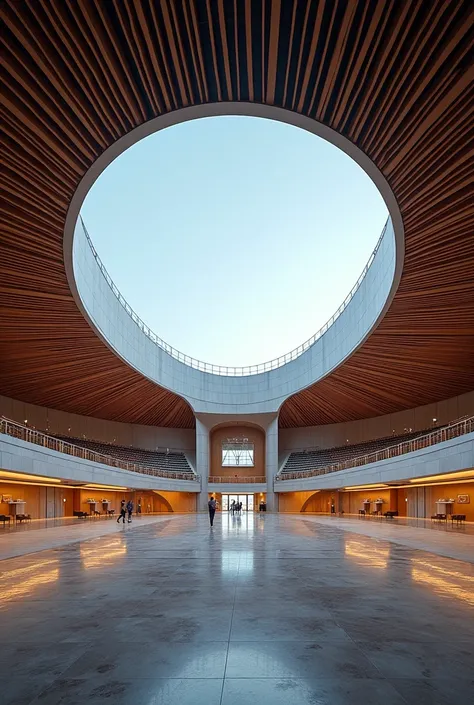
<box><xmin>451</xmin><ymin>514</ymin><xmax>466</xmax><ymax>525</ymax></box>
<box><xmin>16</xmin><ymin>514</ymin><xmax>32</xmax><ymax>523</ymax></box>
<box><xmin>73</xmin><ymin>510</ymin><xmax>88</xmax><ymax>518</ymax></box>
<box><xmin>0</xmin><ymin>514</ymin><xmax>12</xmax><ymax>526</ymax></box>
<box><xmin>384</xmin><ymin>511</ymin><xmax>398</xmax><ymax>519</ymax></box>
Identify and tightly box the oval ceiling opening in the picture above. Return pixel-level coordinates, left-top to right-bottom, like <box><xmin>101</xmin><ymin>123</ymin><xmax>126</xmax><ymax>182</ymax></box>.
<box><xmin>80</xmin><ymin>115</ymin><xmax>388</xmax><ymax>367</ymax></box>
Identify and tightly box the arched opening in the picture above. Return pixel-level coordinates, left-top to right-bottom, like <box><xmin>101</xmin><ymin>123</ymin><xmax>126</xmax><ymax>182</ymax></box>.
<box><xmin>151</xmin><ymin>492</ymin><xmax>174</xmax><ymax>513</ymax></box>
<box><xmin>210</xmin><ymin>423</ymin><xmax>265</xmax><ymax>481</ymax></box>
<box><xmin>301</xmin><ymin>491</ymin><xmax>331</xmax><ymax>513</ymax></box>
<box><xmin>279</xmin><ymin>490</ymin><xmax>334</xmax><ymax>513</ymax></box>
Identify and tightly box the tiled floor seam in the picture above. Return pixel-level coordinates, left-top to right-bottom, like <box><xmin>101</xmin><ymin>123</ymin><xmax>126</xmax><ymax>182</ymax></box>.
<box><xmin>220</xmin><ymin>549</ymin><xmax>239</xmax><ymax>704</ymax></box>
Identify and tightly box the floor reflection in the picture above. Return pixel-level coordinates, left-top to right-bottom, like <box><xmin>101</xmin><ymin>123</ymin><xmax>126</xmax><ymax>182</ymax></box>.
<box><xmin>0</xmin><ymin>559</ymin><xmax>60</xmax><ymax>606</ymax></box>
<box><xmin>80</xmin><ymin>537</ymin><xmax>127</xmax><ymax>570</ymax></box>
<box><xmin>344</xmin><ymin>538</ymin><xmax>389</xmax><ymax>569</ymax></box>
<box><xmin>0</xmin><ymin>513</ymin><xmax>472</xmax><ymax>705</ymax></box>
<box><xmin>410</xmin><ymin>557</ymin><xmax>474</xmax><ymax>606</ymax></box>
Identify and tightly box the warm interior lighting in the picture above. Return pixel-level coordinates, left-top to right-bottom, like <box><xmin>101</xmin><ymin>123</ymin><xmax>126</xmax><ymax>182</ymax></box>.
<box><xmin>408</xmin><ymin>469</ymin><xmax>474</xmax><ymax>484</ymax></box>
<box><xmin>0</xmin><ymin>470</ymin><xmax>58</xmax><ymax>483</ymax></box>
<box><xmin>0</xmin><ymin>560</ymin><xmax>60</xmax><ymax>606</ymax></box>
<box><xmin>81</xmin><ymin>538</ymin><xmax>127</xmax><ymax>569</ymax></box>
<box><xmin>411</xmin><ymin>567</ymin><xmax>474</xmax><ymax>607</ymax></box>
<box><xmin>345</xmin><ymin>540</ymin><xmax>388</xmax><ymax>569</ymax></box>
<box><xmin>83</xmin><ymin>484</ymin><xmax>129</xmax><ymax>491</ymax></box>
<box><xmin>395</xmin><ymin>479</ymin><xmax>474</xmax><ymax>489</ymax></box>
<box><xmin>0</xmin><ymin>479</ymin><xmax>69</xmax><ymax>490</ymax></box>
<box><xmin>343</xmin><ymin>483</ymin><xmax>389</xmax><ymax>491</ymax></box>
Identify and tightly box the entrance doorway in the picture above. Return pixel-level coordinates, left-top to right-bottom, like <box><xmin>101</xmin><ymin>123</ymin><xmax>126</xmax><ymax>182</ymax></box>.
<box><xmin>222</xmin><ymin>494</ymin><xmax>255</xmax><ymax>512</ymax></box>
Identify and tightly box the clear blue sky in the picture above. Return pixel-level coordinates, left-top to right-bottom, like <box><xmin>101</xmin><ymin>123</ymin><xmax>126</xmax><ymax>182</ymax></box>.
<box><xmin>81</xmin><ymin>116</ymin><xmax>388</xmax><ymax>367</ymax></box>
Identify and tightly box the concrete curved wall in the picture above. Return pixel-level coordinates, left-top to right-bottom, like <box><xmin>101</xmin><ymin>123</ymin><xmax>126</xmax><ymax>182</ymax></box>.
<box><xmin>66</xmin><ymin>104</ymin><xmax>404</xmax><ymax>415</ymax></box>
<box><xmin>0</xmin><ymin>434</ymin><xmax>201</xmax><ymax>494</ymax></box>
<box><xmin>4</xmin><ymin>392</ymin><xmax>472</xmax><ymax>458</ymax></box>
<box><xmin>274</xmin><ymin>433</ymin><xmax>474</xmax><ymax>494</ymax></box>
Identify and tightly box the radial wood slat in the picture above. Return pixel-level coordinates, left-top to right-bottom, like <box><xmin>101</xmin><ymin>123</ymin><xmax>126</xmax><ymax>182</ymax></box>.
<box><xmin>0</xmin><ymin>0</ymin><xmax>473</xmax><ymax>429</ymax></box>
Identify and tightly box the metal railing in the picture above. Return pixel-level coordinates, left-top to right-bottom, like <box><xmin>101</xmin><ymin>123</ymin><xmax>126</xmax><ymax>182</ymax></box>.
<box><xmin>81</xmin><ymin>216</ymin><xmax>388</xmax><ymax>376</ymax></box>
<box><xmin>209</xmin><ymin>476</ymin><xmax>267</xmax><ymax>484</ymax></box>
<box><xmin>0</xmin><ymin>417</ymin><xmax>200</xmax><ymax>483</ymax></box>
<box><xmin>276</xmin><ymin>417</ymin><xmax>474</xmax><ymax>482</ymax></box>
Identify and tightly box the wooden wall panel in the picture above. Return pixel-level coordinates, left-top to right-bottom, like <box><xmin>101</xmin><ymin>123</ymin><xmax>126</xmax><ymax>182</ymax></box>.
<box><xmin>210</xmin><ymin>425</ymin><xmax>265</xmax><ymax>479</ymax></box>
<box><xmin>1</xmin><ymin>0</ymin><xmax>473</xmax><ymax>429</ymax></box>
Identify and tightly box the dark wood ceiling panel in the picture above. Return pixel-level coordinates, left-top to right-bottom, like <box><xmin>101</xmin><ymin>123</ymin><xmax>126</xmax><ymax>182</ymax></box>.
<box><xmin>0</xmin><ymin>0</ymin><xmax>473</xmax><ymax>429</ymax></box>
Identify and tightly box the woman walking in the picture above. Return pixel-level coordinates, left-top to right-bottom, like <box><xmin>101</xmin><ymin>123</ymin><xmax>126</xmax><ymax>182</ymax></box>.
<box><xmin>117</xmin><ymin>499</ymin><xmax>126</xmax><ymax>524</ymax></box>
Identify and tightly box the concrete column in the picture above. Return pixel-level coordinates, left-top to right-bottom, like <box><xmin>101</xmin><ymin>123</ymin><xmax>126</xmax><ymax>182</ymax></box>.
<box><xmin>196</xmin><ymin>417</ymin><xmax>210</xmax><ymax>511</ymax></box>
<box><xmin>265</xmin><ymin>415</ymin><xmax>279</xmax><ymax>512</ymax></box>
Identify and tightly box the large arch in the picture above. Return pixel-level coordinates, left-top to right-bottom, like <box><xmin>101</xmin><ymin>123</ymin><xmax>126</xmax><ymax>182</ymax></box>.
<box><xmin>1</xmin><ymin>1</ymin><xmax>473</xmax><ymax>427</ymax></box>
<box><xmin>151</xmin><ymin>492</ymin><xmax>174</xmax><ymax>513</ymax></box>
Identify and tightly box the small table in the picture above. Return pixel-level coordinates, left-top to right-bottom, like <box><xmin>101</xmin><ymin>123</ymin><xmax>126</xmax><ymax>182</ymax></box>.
<box><xmin>8</xmin><ymin>501</ymin><xmax>26</xmax><ymax>519</ymax></box>
<box><xmin>435</xmin><ymin>501</ymin><xmax>453</xmax><ymax>517</ymax></box>
<box><xmin>86</xmin><ymin>500</ymin><xmax>98</xmax><ymax>516</ymax></box>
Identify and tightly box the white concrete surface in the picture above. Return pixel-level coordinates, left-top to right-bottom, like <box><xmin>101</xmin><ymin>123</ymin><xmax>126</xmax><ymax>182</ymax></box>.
<box><xmin>0</xmin><ymin>435</ymin><xmax>201</xmax><ymax>493</ymax></box>
<box><xmin>0</xmin><ymin>514</ymin><xmax>180</xmax><ymax>561</ymax></box>
<box><xmin>275</xmin><ymin>433</ymin><xmax>474</xmax><ymax>492</ymax></box>
<box><xmin>300</xmin><ymin>515</ymin><xmax>474</xmax><ymax>563</ymax></box>
<box><xmin>65</xmin><ymin>103</ymin><xmax>404</xmax><ymax>416</ymax></box>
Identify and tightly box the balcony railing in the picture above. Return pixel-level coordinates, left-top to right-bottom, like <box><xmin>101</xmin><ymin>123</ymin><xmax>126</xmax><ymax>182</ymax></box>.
<box><xmin>81</xmin><ymin>216</ymin><xmax>388</xmax><ymax>376</ymax></box>
<box><xmin>0</xmin><ymin>417</ymin><xmax>200</xmax><ymax>483</ymax></box>
<box><xmin>276</xmin><ymin>416</ymin><xmax>474</xmax><ymax>482</ymax></box>
<box><xmin>209</xmin><ymin>476</ymin><xmax>267</xmax><ymax>484</ymax></box>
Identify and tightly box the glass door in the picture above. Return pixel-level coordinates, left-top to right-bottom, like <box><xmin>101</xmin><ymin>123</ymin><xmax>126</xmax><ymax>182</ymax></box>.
<box><xmin>222</xmin><ymin>494</ymin><xmax>256</xmax><ymax>512</ymax></box>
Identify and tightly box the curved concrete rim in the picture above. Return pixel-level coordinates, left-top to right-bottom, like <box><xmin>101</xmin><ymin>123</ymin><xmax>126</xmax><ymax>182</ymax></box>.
<box><xmin>64</xmin><ymin>102</ymin><xmax>404</xmax><ymax>404</ymax></box>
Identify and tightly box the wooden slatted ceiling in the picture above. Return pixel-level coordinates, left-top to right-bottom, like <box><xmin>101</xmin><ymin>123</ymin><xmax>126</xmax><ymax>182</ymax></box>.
<box><xmin>0</xmin><ymin>0</ymin><xmax>473</xmax><ymax>430</ymax></box>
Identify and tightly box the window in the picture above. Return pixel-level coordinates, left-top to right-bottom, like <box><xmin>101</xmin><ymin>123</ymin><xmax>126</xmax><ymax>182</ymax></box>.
<box><xmin>222</xmin><ymin>439</ymin><xmax>254</xmax><ymax>467</ymax></box>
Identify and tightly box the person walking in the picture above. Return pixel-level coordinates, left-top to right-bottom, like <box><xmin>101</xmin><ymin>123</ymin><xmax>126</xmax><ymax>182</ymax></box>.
<box><xmin>117</xmin><ymin>499</ymin><xmax>126</xmax><ymax>524</ymax></box>
<box><xmin>137</xmin><ymin>499</ymin><xmax>142</xmax><ymax>516</ymax></box>
<box><xmin>230</xmin><ymin>499</ymin><xmax>235</xmax><ymax>516</ymax></box>
<box><xmin>208</xmin><ymin>496</ymin><xmax>217</xmax><ymax>527</ymax></box>
<box><xmin>126</xmin><ymin>499</ymin><xmax>133</xmax><ymax>523</ymax></box>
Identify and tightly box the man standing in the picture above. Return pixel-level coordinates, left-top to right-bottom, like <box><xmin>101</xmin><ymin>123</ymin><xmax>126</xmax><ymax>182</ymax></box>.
<box><xmin>208</xmin><ymin>496</ymin><xmax>217</xmax><ymax>527</ymax></box>
<box><xmin>126</xmin><ymin>499</ymin><xmax>133</xmax><ymax>523</ymax></box>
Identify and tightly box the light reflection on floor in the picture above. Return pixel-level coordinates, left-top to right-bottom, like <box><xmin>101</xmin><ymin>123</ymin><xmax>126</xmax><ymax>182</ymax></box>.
<box><xmin>80</xmin><ymin>537</ymin><xmax>127</xmax><ymax>570</ymax></box>
<box><xmin>0</xmin><ymin>513</ymin><xmax>472</xmax><ymax>705</ymax></box>
<box><xmin>0</xmin><ymin>559</ymin><xmax>60</xmax><ymax>606</ymax></box>
<box><xmin>344</xmin><ymin>539</ymin><xmax>389</xmax><ymax>569</ymax></box>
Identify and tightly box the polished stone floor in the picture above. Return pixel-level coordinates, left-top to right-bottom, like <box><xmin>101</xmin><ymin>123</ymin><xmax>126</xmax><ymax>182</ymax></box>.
<box><xmin>0</xmin><ymin>513</ymin><xmax>473</xmax><ymax>705</ymax></box>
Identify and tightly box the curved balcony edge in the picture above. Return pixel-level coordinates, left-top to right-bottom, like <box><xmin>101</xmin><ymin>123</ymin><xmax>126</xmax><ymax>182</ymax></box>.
<box><xmin>64</xmin><ymin>103</ymin><xmax>405</xmax><ymax>415</ymax></box>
